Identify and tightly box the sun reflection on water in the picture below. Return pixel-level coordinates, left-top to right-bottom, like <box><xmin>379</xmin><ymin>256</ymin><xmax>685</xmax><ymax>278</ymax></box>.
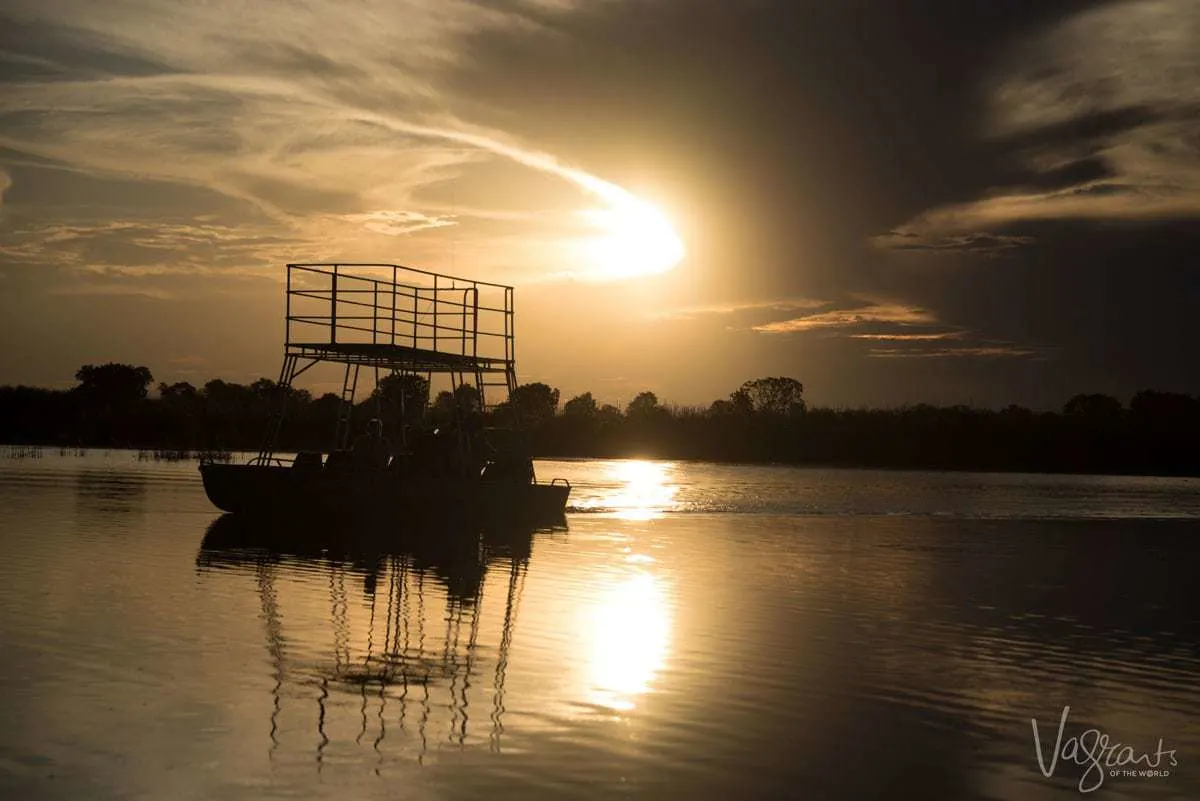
<box><xmin>583</xmin><ymin>571</ymin><xmax>673</xmax><ymax>713</ymax></box>
<box><xmin>605</xmin><ymin>460</ymin><xmax>679</xmax><ymax>520</ymax></box>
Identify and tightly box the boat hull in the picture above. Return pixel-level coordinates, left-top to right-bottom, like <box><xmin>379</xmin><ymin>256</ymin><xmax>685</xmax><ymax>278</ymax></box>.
<box><xmin>199</xmin><ymin>462</ymin><xmax>570</xmax><ymax>524</ymax></box>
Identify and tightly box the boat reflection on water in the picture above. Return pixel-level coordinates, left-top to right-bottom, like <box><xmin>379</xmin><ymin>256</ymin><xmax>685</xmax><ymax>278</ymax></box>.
<box><xmin>196</xmin><ymin>512</ymin><xmax>566</xmax><ymax>767</ymax></box>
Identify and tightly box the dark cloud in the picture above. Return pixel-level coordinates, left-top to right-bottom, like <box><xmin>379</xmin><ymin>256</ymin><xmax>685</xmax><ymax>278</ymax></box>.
<box><xmin>878</xmin><ymin>232</ymin><xmax>1036</xmax><ymax>256</ymax></box>
<box><xmin>0</xmin><ymin>161</ymin><xmax>273</xmax><ymax>223</ymax></box>
<box><xmin>0</xmin><ymin>15</ymin><xmax>178</xmax><ymax>80</ymax></box>
<box><xmin>1019</xmin><ymin>156</ymin><xmax>1114</xmax><ymax>193</ymax></box>
<box><xmin>997</xmin><ymin>105</ymin><xmax>1167</xmax><ymax>158</ymax></box>
<box><xmin>878</xmin><ymin>217</ymin><xmax>1200</xmax><ymax>403</ymax></box>
<box><xmin>233</xmin><ymin>42</ymin><xmax>370</xmax><ymax>82</ymax></box>
<box><xmin>232</xmin><ymin>172</ymin><xmax>364</xmax><ymax>216</ymax></box>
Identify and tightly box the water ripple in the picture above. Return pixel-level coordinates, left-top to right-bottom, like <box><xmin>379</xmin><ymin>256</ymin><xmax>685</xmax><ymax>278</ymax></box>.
<box><xmin>0</xmin><ymin>453</ymin><xmax>1197</xmax><ymax>800</ymax></box>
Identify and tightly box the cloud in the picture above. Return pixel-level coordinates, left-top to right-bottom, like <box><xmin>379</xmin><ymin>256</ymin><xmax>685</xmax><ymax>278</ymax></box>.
<box><xmin>0</xmin><ymin>214</ymin><xmax>306</xmax><ymax>286</ymax></box>
<box><xmin>848</xmin><ymin>332</ymin><xmax>965</xmax><ymax>342</ymax></box>
<box><xmin>987</xmin><ymin>1</ymin><xmax>1198</xmax><ymax>138</ymax></box>
<box><xmin>741</xmin><ymin>298</ymin><xmax>1045</xmax><ymax>360</ymax></box>
<box><xmin>890</xmin><ymin>0</ymin><xmax>1200</xmax><ymax>241</ymax></box>
<box><xmin>867</xmin><ymin>344</ymin><xmax>1041</xmax><ymax>359</ymax></box>
<box><xmin>752</xmin><ymin>302</ymin><xmax>938</xmax><ymax>334</ymax></box>
<box><xmin>647</xmin><ymin>298</ymin><xmax>828</xmax><ymax>321</ymax></box>
<box><xmin>874</xmin><ymin>231</ymin><xmax>1035</xmax><ymax>256</ymax></box>
<box><xmin>47</xmin><ymin>282</ymin><xmax>174</xmax><ymax>300</ymax></box>
<box><xmin>0</xmin><ymin>0</ymin><xmax>683</xmax><ymax>288</ymax></box>
<box><xmin>343</xmin><ymin>210</ymin><xmax>457</xmax><ymax>236</ymax></box>
<box><xmin>0</xmin><ymin>166</ymin><xmax>10</xmax><ymax>207</ymax></box>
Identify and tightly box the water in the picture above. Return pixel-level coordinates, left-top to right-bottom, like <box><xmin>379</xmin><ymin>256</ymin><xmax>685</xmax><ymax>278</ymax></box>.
<box><xmin>1</xmin><ymin>450</ymin><xmax>1198</xmax><ymax>800</ymax></box>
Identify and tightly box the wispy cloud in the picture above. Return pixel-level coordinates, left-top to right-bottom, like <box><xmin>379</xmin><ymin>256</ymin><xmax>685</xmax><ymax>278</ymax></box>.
<box><xmin>648</xmin><ymin>298</ymin><xmax>828</xmax><ymax>321</ymax></box>
<box><xmin>848</xmin><ymin>331</ymin><xmax>964</xmax><ymax>342</ymax></box>
<box><xmin>740</xmin><ymin>299</ymin><xmax>1043</xmax><ymax>360</ymax></box>
<box><xmin>873</xmin><ymin>230</ymin><xmax>1035</xmax><ymax>256</ymax></box>
<box><xmin>344</xmin><ymin>210</ymin><xmax>457</xmax><ymax>236</ymax></box>
<box><xmin>47</xmin><ymin>282</ymin><xmax>174</xmax><ymax>300</ymax></box>
<box><xmin>884</xmin><ymin>0</ymin><xmax>1200</xmax><ymax>243</ymax></box>
<box><xmin>751</xmin><ymin>302</ymin><xmax>937</xmax><ymax>334</ymax></box>
<box><xmin>867</xmin><ymin>344</ymin><xmax>1040</xmax><ymax>359</ymax></box>
<box><xmin>0</xmin><ymin>217</ymin><xmax>296</xmax><ymax>276</ymax></box>
<box><xmin>0</xmin><ymin>0</ymin><xmax>676</xmax><ymax>284</ymax></box>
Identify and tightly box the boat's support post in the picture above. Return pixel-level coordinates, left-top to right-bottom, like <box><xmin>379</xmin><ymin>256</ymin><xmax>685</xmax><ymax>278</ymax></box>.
<box><xmin>505</xmin><ymin>363</ymin><xmax>517</xmax><ymax>399</ymax></box>
<box><xmin>255</xmin><ymin>561</ymin><xmax>284</xmax><ymax>759</ymax></box>
<box><xmin>258</xmin><ymin>353</ymin><xmax>300</xmax><ymax>463</ymax></box>
<box><xmin>456</xmin><ymin>563</ymin><xmax>484</xmax><ymax>744</ymax></box>
<box><xmin>334</xmin><ymin>362</ymin><xmax>360</xmax><ymax>451</ymax></box>
<box><xmin>372</xmin><ymin>364</ymin><xmax>383</xmax><ymax>432</ymax></box>
<box><xmin>473</xmin><ymin>368</ymin><xmax>486</xmax><ymax>413</ymax></box>
<box><xmin>490</xmin><ymin>556</ymin><xmax>524</xmax><ymax>752</ymax></box>
<box><xmin>388</xmin><ymin>367</ymin><xmax>408</xmax><ymax>453</ymax></box>
<box><xmin>448</xmin><ymin>370</ymin><xmax>468</xmax><ymax>460</ymax></box>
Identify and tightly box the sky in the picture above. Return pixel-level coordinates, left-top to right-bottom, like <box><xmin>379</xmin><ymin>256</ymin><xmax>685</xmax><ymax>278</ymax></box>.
<box><xmin>1</xmin><ymin>0</ymin><xmax>1198</xmax><ymax>409</ymax></box>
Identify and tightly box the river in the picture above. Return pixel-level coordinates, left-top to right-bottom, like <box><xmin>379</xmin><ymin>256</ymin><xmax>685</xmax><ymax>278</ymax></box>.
<box><xmin>1</xmin><ymin>450</ymin><xmax>1197</xmax><ymax>800</ymax></box>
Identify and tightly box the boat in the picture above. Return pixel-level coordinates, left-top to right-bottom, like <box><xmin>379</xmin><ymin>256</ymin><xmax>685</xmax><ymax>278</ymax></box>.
<box><xmin>199</xmin><ymin>262</ymin><xmax>570</xmax><ymax>523</ymax></box>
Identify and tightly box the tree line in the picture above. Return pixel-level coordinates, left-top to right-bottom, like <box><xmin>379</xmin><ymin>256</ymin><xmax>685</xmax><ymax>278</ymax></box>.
<box><xmin>2</xmin><ymin>363</ymin><xmax>1198</xmax><ymax>475</ymax></box>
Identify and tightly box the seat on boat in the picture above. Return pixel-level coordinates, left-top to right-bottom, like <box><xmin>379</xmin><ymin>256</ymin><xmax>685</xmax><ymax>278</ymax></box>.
<box><xmin>293</xmin><ymin>451</ymin><xmax>323</xmax><ymax>470</ymax></box>
<box><xmin>387</xmin><ymin>452</ymin><xmax>411</xmax><ymax>474</ymax></box>
<box><xmin>481</xmin><ymin>453</ymin><xmax>534</xmax><ymax>484</ymax></box>
<box><xmin>325</xmin><ymin>449</ymin><xmax>353</xmax><ymax>471</ymax></box>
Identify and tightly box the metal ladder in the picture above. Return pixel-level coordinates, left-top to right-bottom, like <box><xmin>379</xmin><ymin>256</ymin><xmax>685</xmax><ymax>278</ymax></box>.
<box><xmin>257</xmin><ymin>354</ymin><xmax>299</xmax><ymax>462</ymax></box>
<box><xmin>476</xmin><ymin>363</ymin><xmax>518</xmax><ymax>413</ymax></box>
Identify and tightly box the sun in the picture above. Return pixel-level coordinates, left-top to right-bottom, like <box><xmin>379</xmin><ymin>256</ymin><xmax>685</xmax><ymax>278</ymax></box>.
<box><xmin>578</xmin><ymin>197</ymin><xmax>686</xmax><ymax>280</ymax></box>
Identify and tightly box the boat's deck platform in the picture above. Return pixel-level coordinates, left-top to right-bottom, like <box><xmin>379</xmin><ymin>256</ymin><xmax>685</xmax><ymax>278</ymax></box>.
<box><xmin>288</xmin><ymin>342</ymin><xmax>513</xmax><ymax>373</ymax></box>
<box><xmin>283</xmin><ymin>264</ymin><xmax>517</xmax><ymax>376</ymax></box>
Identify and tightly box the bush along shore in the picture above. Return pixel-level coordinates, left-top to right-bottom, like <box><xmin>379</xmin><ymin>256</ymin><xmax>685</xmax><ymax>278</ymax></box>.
<box><xmin>3</xmin><ymin>365</ymin><xmax>1199</xmax><ymax>476</ymax></box>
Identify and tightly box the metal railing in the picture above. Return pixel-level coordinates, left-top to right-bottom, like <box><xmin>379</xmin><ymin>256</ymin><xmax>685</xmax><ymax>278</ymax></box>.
<box><xmin>284</xmin><ymin>263</ymin><xmax>515</xmax><ymax>365</ymax></box>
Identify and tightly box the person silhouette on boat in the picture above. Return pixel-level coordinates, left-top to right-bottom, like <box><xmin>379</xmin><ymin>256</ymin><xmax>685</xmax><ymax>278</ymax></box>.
<box><xmin>352</xmin><ymin>418</ymin><xmax>391</xmax><ymax>470</ymax></box>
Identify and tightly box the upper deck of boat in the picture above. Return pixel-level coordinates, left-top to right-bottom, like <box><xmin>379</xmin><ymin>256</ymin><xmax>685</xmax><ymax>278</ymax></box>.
<box><xmin>287</xmin><ymin>341</ymin><xmax>514</xmax><ymax>372</ymax></box>
<box><xmin>283</xmin><ymin>263</ymin><xmax>516</xmax><ymax>374</ymax></box>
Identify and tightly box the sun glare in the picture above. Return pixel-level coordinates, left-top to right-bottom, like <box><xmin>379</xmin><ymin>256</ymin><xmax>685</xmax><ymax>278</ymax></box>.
<box><xmin>579</xmin><ymin>197</ymin><xmax>686</xmax><ymax>280</ymax></box>
<box><xmin>606</xmin><ymin>460</ymin><xmax>679</xmax><ymax>520</ymax></box>
<box><xmin>584</xmin><ymin>572</ymin><xmax>673</xmax><ymax>712</ymax></box>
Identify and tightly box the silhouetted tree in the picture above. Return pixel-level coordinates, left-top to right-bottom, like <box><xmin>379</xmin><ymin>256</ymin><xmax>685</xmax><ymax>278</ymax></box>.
<box><xmin>510</xmin><ymin>383</ymin><xmax>560</xmax><ymax>427</ymax></box>
<box><xmin>738</xmin><ymin>376</ymin><xmax>806</xmax><ymax>415</ymax></box>
<box><xmin>250</xmin><ymin>377</ymin><xmax>277</xmax><ymax>398</ymax></box>
<box><xmin>1063</xmin><ymin>393</ymin><xmax>1123</xmax><ymax>420</ymax></box>
<box><xmin>563</xmin><ymin>392</ymin><xmax>598</xmax><ymax>420</ymax></box>
<box><xmin>453</xmin><ymin>383</ymin><xmax>481</xmax><ymax>413</ymax></box>
<box><xmin>432</xmin><ymin>390</ymin><xmax>456</xmax><ymax>417</ymax></box>
<box><xmin>158</xmin><ymin>381</ymin><xmax>199</xmax><ymax>402</ymax></box>
<box><xmin>1000</xmin><ymin>403</ymin><xmax>1034</xmax><ymax>419</ymax></box>
<box><xmin>368</xmin><ymin>373</ymin><xmax>429</xmax><ymax>424</ymax></box>
<box><xmin>1130</xmin><ymin>390</ymin><xmax>1197</xmax><ymax>423</ymax></box>
<box><xmin>203</xmin><ymin>379</ymin><xmax>255</xmax><ymax>411</ymax></box>
<box><xmin>74</xmin><ymin>363</ymin><xmax>153</xmax><ymax>409</ymax></box>
<box><xmin>708</xmin><ymin>398</ymin><xmax>738</xmax><ymax>417</ymax></box>
<box><xmin>158</xmin><ymin>382</ymin><xmax>202</xmax><ymax>420</ymax></box>
<box><xmin>306</xmin><ymin>392</ymin><xmax>342</xmax><ymax>437</ymax></box>
<box><xmin>5</xmin><ymin>364</ymin><xmax>1200</xmax><ymax>475</ymax></box>
<box><xmin>597</xmin><ymin>404</ymin><xmax>623</xmax><ymax>424</ymax></box>
<box><xmin>312</xmin><ymin>392</ymin><xmax>341</xmax><ymax>417</ymax></box>
<box><xmin>626</xmin><ymin>391</ymin><xmax>660</xmax><ymax>420</ymax></box>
